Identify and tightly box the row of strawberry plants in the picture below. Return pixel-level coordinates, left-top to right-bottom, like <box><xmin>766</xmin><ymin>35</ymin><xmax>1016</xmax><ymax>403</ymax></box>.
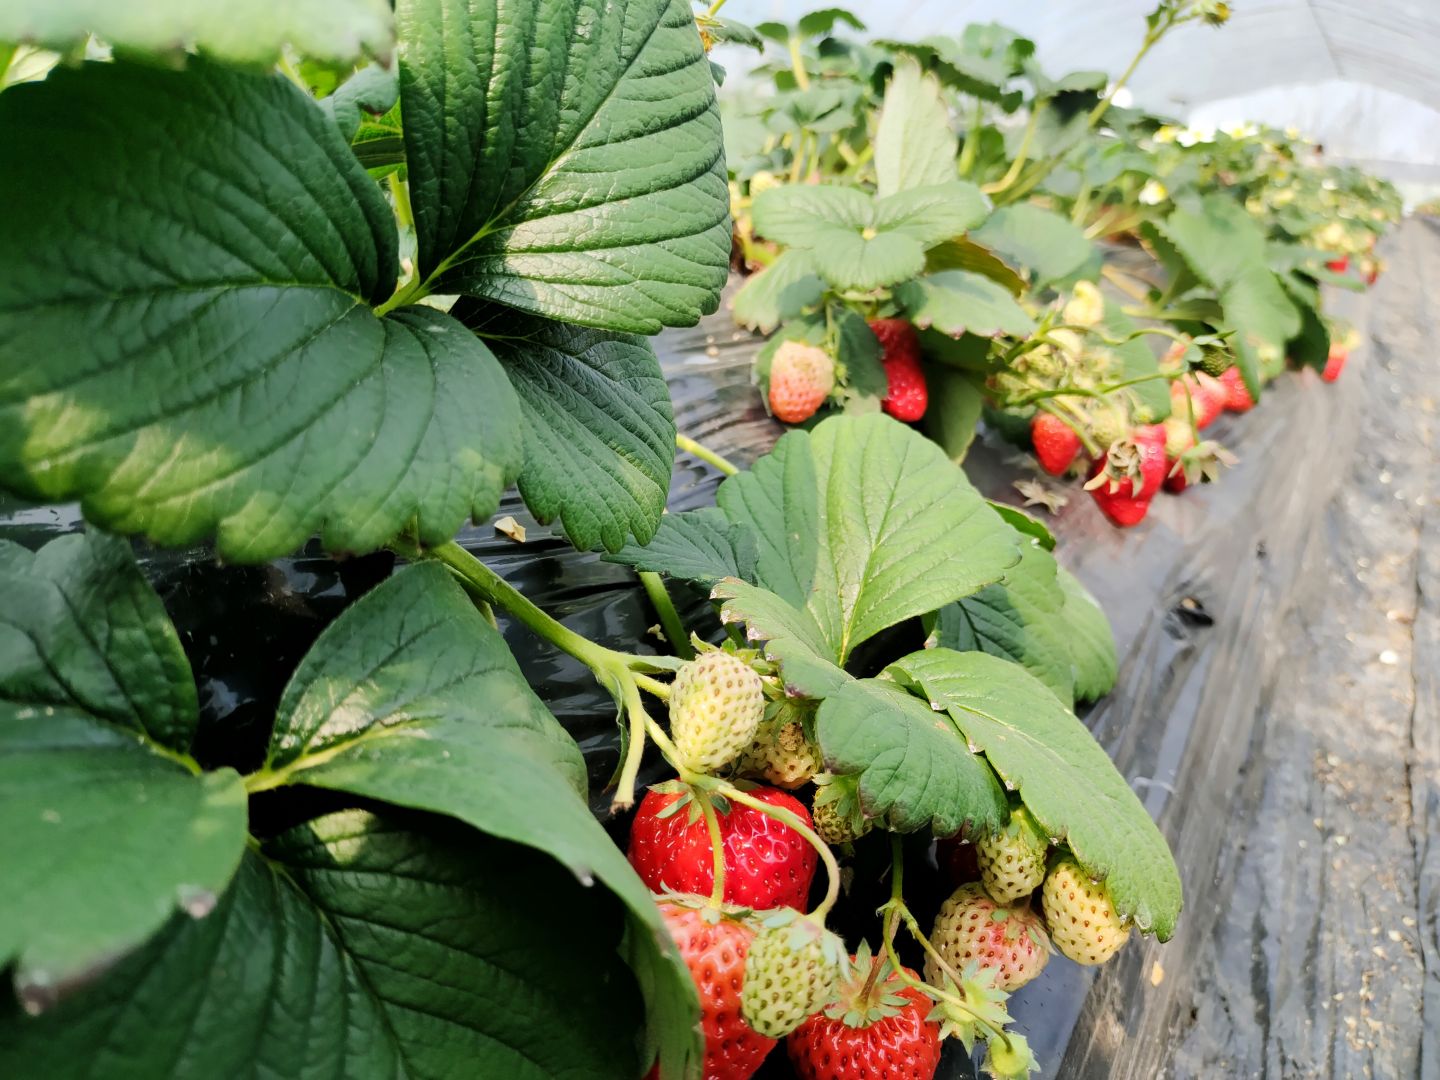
<box><xmin>0</xmin><ymin>2</ymin><xmax>1390</xmax><ymax>1079</ymax></box>
<box><xmin>721</xmin><ymin>2</ymin><xmax>1398</xmax><ymax>527</ymax></box>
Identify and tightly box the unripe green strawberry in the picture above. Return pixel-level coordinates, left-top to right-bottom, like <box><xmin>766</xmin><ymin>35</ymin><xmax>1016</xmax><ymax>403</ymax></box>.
<box><xmin>1086</xmin><ymin>409</ymin><xmax>1129</xmax><ymax>449</ymax></box>
<box><xmin>742</xmin><ymin>915</ymin><xmax>845</xmax><ymax>1038</ymax></box>
<box><xmin>1040</xmin><ymin>857</ymin><xmax>1131</xmax><ymax>965</ymax></box>
<box><xmin>739</xmin><ymin>720</ymin><xmax>820</xmax><ymax>790</ymax></box>
<box><xmin>812</xmin><ymin>796</ymin><xmax>871</xmax><ymax>845</ymax></box>
<box><xmin>811</xmin><ymin>773</ymin><xmax>870</xmax><ymax>845</ymax></box>
<box><xmin>669</xmin><ymin>651</ymin><xmax>765</xmax><ymax>775</ymax></box>
<box><xmin>925</xmin><ymin>883</ymin><xmax>1050</xmax><ymax>992</ymax></box>
<box><xmin>984</xmin><ymin>1032</ymin><xmax>1040</xmax><ymax>1079</ymax></box>
<box><xmin>977</xmin><ymin>807</ymin><xmax>1049</xmax><ymax>904</ymax></box>
<box><xmin>1197</xmin><ymin>345</ymin><xmax>1232</xmax><ymax>378</ymax></box>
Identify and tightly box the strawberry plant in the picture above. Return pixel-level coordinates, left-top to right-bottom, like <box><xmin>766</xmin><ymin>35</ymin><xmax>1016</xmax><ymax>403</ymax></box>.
<box><xmin>720</xmin><ymin>3</ymin><xmax>1399</xmax><ymax>527</ymax></box>
<box><xmin>0</xmin><ymin>1</ymin><xmax>737</xmax><ymax>1074</ymax></box>
<box><xmin>611</xmin><ymin>412</ymin><xmax>1182</xmax><ymax>1073</ymax></box>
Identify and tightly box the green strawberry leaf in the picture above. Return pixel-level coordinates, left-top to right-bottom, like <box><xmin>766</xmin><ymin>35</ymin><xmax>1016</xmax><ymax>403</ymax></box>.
<box><xmin>0</xmin><ymin>533</ymin><xmax>247</xmax><ymax>991</ymax></box>
<box><xmin>732</xmin><ymin>250</ymin><xmax>826</xmax><ymax>333</ymax></box>
<box><xmin>396</xmin><ymin>0</ymin><xmax>730</xmax><ymax>333</ymax></box>
<box><xmin>0</xmin><ymin>0</ymin><xmax>394</xmax><ymax>65</ymax></box>
<box><xmin>933</xmin><ymin>539</ymin><xmax>1076</xmax><ymax>706</ymax></box>
<box><xmin>607</xmin><ymin>508</ymin><xmax>760</xmax><ymax>587</ymax></box>
<box><xmin>894</xmin><ymin>270</ymin><xmax>1035</xmax><ymax>338</ymax></box>
<box><xmin>888</xmin><ymin>648</ymin><xmax>1182</xmax><ymax>938</ymax></box>
<box><xmin>834</xmin><ymin>308</ymin><xmax>889</xmax><ymax>399</ymax></box>
<box><xmin>752</xmin><ymin>183</ymin><xmax>987</xmax><ymax>290</ymax></box>
<box><xmin>816</xmin><ymin>677</ymin><xmax>1007</xmax><ymax>836</ymax></box>
<box><xmin>971</xmin><ymin>203</ymin><xmax>1095</xmax><ymax>287</ymax></box>
<box><xmin>711</xmin><ymin>579</ymin><xmax>851</xmax><ymax>698</ymax></box>
<box><xmin>0</xmin><ymin>811</ymin><xmax>653</xmax><ymax>1079</ymax></box>
<box><xmin>987</xmin><ymin>501</ymin><xmax>1055</xmax><ymax>550</ymax></box>
<box><xmin>796</xmin><ymin>7</ymin><xmax>866</xmax><ymax>37</ymax></box>
<box><xmin>0</xmin><ymin>534</ymin><xmax>197</xmax><ymax>752</ymax></box>
<box><xmin>1055</xmin><ymin>566</ymin><xmax>1118</xmax><ymax>703</ymax></box>
<box><xmin>319</xmin><ymin>62</ymin><xmax>400</xmax><ymax>141</ymax></box>
<box><xmin>0</xmin><ymin>709</ymin><xmax>248</xmax><ymax>998</ymax></box>
<box><xmin>924</xmin><ymin>238</ymin><xmax>1027</xmax><ymax>296</ymax></box>
<box><xmin>456</xmin><ymin>304</ymin><xmax>676</xmax><ymax>552</ymax></box>
<box><xmin>872</xmin><ymin>183</ymin><xmax>991</xmax><ymax>245</ymax></box>
<box><xmin>0</xmin><ymin>61</ymin><xmax>524</xmax><ymax>563</ymax></box>
<box><xmin>1154</xmin><ymin>196</ymin><xmax>1300</xmax><ymax>397</ymax></box>
<box><xmin>256</xmin><ymin>563</ymin><xmax>700</xmax><ymax>1075</ymax></box>
<box><xmin>874</xmin><ymin>59</ymin><xmax>957</xmax><ymax>198</ymax></box>
<box><xmin>713</xmin><ymin>415</ymin><xmax>1018</xmax><ymax>665</ymax></box>
<box><xmin>1221</xmin><ymin>264</ymin><xmax>1302</xmax><ymax>388</ymax></box>
<box><xmin>922</xmin><ymin>366</ymin><xmax>985</xmax><ymax>463</ymax></box>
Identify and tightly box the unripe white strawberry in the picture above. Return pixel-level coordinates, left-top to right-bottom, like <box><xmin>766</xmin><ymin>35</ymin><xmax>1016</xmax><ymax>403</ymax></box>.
<box><xmin>741</xmin><ymin>914</ymin><xmax>845</xmax><ymax>1038</ymax></box>
<box><xmin>1040</xmin><ymin>857</ymin><xmax>1131</xmax><ymax>965</ymax></box>
<box><xmin>669</xmin><ymin>651</ymin><xmax>765</xmax><ymax>775</ymax></box>
<box><xmin>977</xmin><ymin>807</ymin><xmax>1049</xmax><ymax>905</ymax></box>
<box><xmin>925</xmin><ymin>883</ymin><xmax>1050</xmax><ymax>992</ymax></box>
<box><xmin>738</xmin><ymin>720</ymin><xmax>820</xmax><ymax>789</ymax></box>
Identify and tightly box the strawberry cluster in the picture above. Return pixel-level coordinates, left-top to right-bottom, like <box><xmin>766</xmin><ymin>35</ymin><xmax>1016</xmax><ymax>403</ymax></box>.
<box><xmin>761</xmin><ymin>318</ymin><xmax>930</xmax><ymax>427</ymax></box>
<box><xmin>627</xmin><ymin>650</ymin><xmax>1135</xmax><ymax>1080</ymax></box>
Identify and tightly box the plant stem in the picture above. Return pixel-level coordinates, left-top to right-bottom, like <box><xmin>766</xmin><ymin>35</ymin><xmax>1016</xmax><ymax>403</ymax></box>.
<box><xmin>957</xmin><ymin>99</ymin><xmax>984</xmax><ymax>178</ymax></box>
<box><xmin>997</xmin><ymin>18</ymin><xmax>1166</xmax><ymax>206</ymax></box>
<box><xmin>639</xmin><ymin>571</ymin><xmax>694</xmax><ymax>660</ymax></box>
<box><xmin>676</xmin><ymin>433</ymin><xmax>740</xmax><ymax>476</ymax></box>
<box><xmin>388</xmin><ymin>172</ymin><xmax>414</xmax><ymax>232</ymax></box>
<box><xmin>876</xmin><ymin>840</ymin><xmax>1013</xmax><ymax>1047</ymax></box>
<box><xmin>634</xmin><ymin>672</ymin><xmax>673</xmax><ymax>700</ymax></box>
<box><xmin>787</xmin><ymin>34</ymin><xmax>812</xmax><ymax>91</ymax></box>
<box><xmin>985</xmin><ymin>105</ymin><xmax>1041</xmax><ymax>198</ymax></box>
<box><xmin>1101</xmin><ymin>264</ymin><xmax>1153</xmax><ymax>301</ymax></box>
<box><xmin>614</xmin><ymin>674</ymin><xmax>657</xmax><ymax>810</ymax></box>
<box><xmin>374</xmin><ymin>273</ymin><xmax>429</xmax><ymax>317</ymax></box>
<box><xmin>698</xmin><ymin>790</ymin><xmax>728</xmax><ymax>907</ymax></box>
<box><xmin>422</xmin><ymin>540</ymin><xmax>615</xmax><ymax>670</ymax></box>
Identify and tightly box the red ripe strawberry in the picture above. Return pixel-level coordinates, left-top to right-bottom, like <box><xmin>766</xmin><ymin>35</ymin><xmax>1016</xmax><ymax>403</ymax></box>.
<box><xmin>649</xmin><ymin>900</ymin><xmax>775</xmax><ymax>1080</ymax></box>
<box><xmin>1326</xmin><ymin>254</ymin><xmax>1349</xmax><ymax>274</ymax></box>
<box><xmin>1217</xmin><ymin>367</ymin><xmax>1255</xmax><ymax>412</ymax></box>
<box><xmin>869</xmin><ymin>318</ymin><xmax>928</xmax><ymax>421</ymax></box>
<box><xmin>1322</xmin><ymin>343</ymin><xmax>1348</xmax><ymax>383</ymax></box>
<box><xmin>924</xmin><ymin>883</ymin><xmax>1051</xmax><ymax>993</ymax></box>
<box><xmin>1086</xmin><ymin>424</ymin><xmax>1166</xmax><ymax>527</ymax></box>
<box><xmin>1170</xmin><ymin>374</ymin><xmax>1224</xmax><ymax>429</ymax></box>
<box><xmin>768</xmin><ymin>341</ymin><xmax>836</xmax><ymax>424</ymax></box>
<box><xmin>1030</xmin><ymin>413</ymin><xmax>1080</xmax><ymax>476</ymax></box>
<box><xmin>1161</xmin><ymin>418</ymin><xmax>1194</xmax><ymax>495</ymax></box>
<box><xmin>628</xmin><ymin>786</ymin><xmax>818</xmax><ymax>911</ymax></box>
<box><xmin>787</xmin><ymin>948</ymin><xmax>942</xmax><ymax>1080</ymax></box>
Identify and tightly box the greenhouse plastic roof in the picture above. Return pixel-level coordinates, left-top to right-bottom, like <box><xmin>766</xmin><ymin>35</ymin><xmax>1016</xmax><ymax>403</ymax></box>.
<box><xmin>720</xmin><ymin>0</ymin><xmax>1440</xmax><ymax>192</ymax></box>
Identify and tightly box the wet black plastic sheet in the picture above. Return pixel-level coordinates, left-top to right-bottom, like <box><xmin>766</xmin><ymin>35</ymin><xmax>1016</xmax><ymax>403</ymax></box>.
<box><xmin>6</xmin><ymin>221</ymin><xmax>1436</xmax><ymax>1078</ymax></box>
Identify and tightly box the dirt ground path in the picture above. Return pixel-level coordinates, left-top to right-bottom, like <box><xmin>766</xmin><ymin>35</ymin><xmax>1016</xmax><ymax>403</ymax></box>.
<box><xmin>1169</xmin><ymin>217</ymin><xmax>1440</xmax><ymax>1079</ymax></box>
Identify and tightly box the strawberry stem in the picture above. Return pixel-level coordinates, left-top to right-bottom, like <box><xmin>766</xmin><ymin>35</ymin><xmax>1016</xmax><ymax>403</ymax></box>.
<box><xmin>880</xmin><ymin>838</ymin><xmax>1015</xmax><ymax>1050</ymax></box>
<box><xmin>708</xmin><ymin>776</ymin><xmax>844</xmax><ymax>920</ymax></box>
<box><xmin>675</xmin><ymin>433</ymin><xmax>740</xmax><ymax>476</ymax></box>
<box><xmin>639</xmin><ymin>571</ymin><xmax>694</xmax><ymax>660</ymax></box>
<box><xmin>696</xmin><ymin>789</ymin><xmax>727</xmax><ymax>908</ymax></box>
